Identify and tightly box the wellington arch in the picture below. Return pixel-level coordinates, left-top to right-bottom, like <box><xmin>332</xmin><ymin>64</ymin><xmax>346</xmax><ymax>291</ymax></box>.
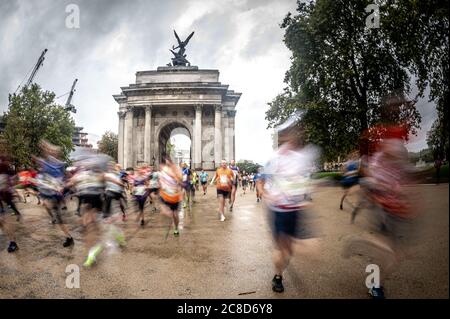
<box><xmin>113</xmin><ymin>64</ymin><xmax>241</xmax><ymax>170</ymax></box>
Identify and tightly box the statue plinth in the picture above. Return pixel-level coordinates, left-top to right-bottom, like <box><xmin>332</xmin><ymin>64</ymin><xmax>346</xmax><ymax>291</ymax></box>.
<box><xmin>157</xmin><ymin>65</ymin><xmax>199</xmax><ymax>72</ymax></box>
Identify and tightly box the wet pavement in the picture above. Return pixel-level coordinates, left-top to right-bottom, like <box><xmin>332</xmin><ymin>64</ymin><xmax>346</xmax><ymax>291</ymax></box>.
<box><xmin>0</xmin><ymin>184</ymin><xmax>448</xmax><ymax>298</ymax></box>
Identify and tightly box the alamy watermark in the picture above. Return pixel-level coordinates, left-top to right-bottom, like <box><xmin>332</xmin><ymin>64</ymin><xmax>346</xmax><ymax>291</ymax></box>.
<box><xmin>365</xmin><ymin>4</ymin><xmax>380</xmax><ymax>29</ymax></box>
<box><xmin>65</xmin><ymin>4</ymin><xmax>80</xmax><ymax>29</ymax></box>
<box><xmin>65</xmin><ymin>264</ymin><xmax>80</xmax><ymax>289</ymax></box>
<box><xmin>365</xmin><ymin>264</ymin><xmax>380</xmax><ymax>288</ymax></box>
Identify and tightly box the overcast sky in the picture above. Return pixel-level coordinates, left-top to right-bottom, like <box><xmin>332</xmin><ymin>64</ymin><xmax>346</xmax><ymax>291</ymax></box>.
<box><xmin>0</xmin><ymin>0</ymin><xmax>436</xmax><ymax>164</ymax></box>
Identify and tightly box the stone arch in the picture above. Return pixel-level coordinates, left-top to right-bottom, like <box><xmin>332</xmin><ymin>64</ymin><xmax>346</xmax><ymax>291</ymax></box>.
<box><xmin>154</xmin><ymin>118</ymin><xmax>194</xmax><ymax>166</ymax></box>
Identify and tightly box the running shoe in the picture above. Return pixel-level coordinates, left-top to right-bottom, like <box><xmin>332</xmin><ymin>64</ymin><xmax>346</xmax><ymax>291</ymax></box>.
<box><xmin>140</xmin><ymin>219</ymin><xmax>145</xmax><ymax>226</ymax></box>
<box><xmin>7</xmin><ymin>241</ymin><xmax>18</xmax><ymax>253</ymax></box>
<box><xmin>63</xmin><ymin>237</ymin><xmax>74</xmax><ymax>247</ymax></box>
<box><xmin>272</xmin><ymin>275</ymin><xmax>284</xmax><ymax>293</ymax></box>
<box><xmin>174</xmin><ymin>229</ymin><xmax>180</xmax><ymax>236</ymax></box>
<box><xmin>122</xmin><ymin>214</ymin><xmax>127</xmax><ymax>221</ymax></box>
<box><xmin>220</xmin><ymin>214</ymin><xmax>226</xmax><ymax>222</ymax></box>
<box><xmin>115</xmin><ymin>233</ymin><xmax>127</xmax><ymax>247</ymax></box>
<box><xmin>83</xmin><ymin>245</ymin><xmax>103</xmax><ymax>267</ymax></box>
<box><xmin>83</xmin><ymin>255</ymin><xmax>96</xmax><ymax>268</ymax></box>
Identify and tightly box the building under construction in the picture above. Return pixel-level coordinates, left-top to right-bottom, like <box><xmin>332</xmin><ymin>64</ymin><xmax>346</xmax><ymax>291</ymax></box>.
<box><xmin>72</xmin><ymin>126</ymin><xmax>92</xmax><ymax>148</ymax></box>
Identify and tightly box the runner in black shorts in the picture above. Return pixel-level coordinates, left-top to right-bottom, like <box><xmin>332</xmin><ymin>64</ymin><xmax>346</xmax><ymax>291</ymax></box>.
<box><xmin>104</xmin><ymin>163</ymin><xmax>127</xmax><ymax>221</ymax></box>
<box><xmin>211</xmin><ymin>160</ymin><xmax>234</xmax><ymax>222</ymax></box>
<box><xmin>34</xmin><ymin>141</ymin><xmax>74</xmax><ymax>248</ymax></box>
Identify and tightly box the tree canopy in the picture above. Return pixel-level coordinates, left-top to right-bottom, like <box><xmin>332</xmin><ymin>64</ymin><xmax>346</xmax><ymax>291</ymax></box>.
<box><xmin>267</xmin><ymin>0</ymin><xmax>448</xmax><ymax>162</ymax></box>
<box><xmin>237</xmin><ymin>160</ymin><xmax>262</xmax><ymax>174</ymax></box>
<box><xmin>97</xmin><ymin>131</ymin><xmax>118</xmax><ymax>161</ymax></box>
<box><xmin>2</xmin><ymin>84</ymin><xmax>75</xmax><ymax>169</ymax></box>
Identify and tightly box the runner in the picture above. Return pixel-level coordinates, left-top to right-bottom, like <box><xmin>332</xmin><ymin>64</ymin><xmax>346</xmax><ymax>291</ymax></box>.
<box><xmin>133</xmin><ymin>167</ymin><xmax>149</xmax><ymax>226</ymax></box>
<box><xmin>0</xmin><ymin>158</ymin><xmax>22</xmax><ymax>221</ymax></box>
<box><xmin>16</xmin><ymin>168</ymin><xmax>40</xmax><ymax>204</ymax></box>
<box><xmin>192</xmin><ymin>170</ymin><xmax>199</xmax><ymax>192</ymax></box>
<box><xmin>241</xmin><ymin>171</ymin><xmax>248</xmax><ymax>194</ymax></box>
<box><xmin>34</xmin><ymin>140</ymin><xmax>74</xmax><ymax>247</ymax></box>
<box><xmin>103</xmin><ymin>162</ymin><xmax>127</xmax><ymax>221</ymax></box>
<box><xmin>342</xmin><ymin>132</ymin><xmax>419</xmax><ymax>299</ymax></box>
<box><xmin>249</xmin><ymin>173</ymin><xmax>255</xmax><ymax>191</ymax></box>
<box><xmin>211</xmin><ymin>160</ymin><xmax>234</xmax><ymax>221</ymax></box>
<box><xmin>339</xmin><ymin>151</ymin><xmax>360</xmax><ymax>210</ymax></box>
<box><xmin>181</xmin><ymin>163</ymin><xmax>193</xmax><ymax>209</ymax></box>
<box><xmin>148</xmin><ymin>165</ymin><xmax>160</xmax><ymax>213</ymax></box>
<box><xmin>256</xmin><ymin>112</ymin><xmax>319</xmax><ymax>293</ymax></box>
<box><xmin>228</xmin><ymin>160</ymin><xmax>240</xmax><ymax>212</ymax></box>
<box><xmin>159</xmin><ymin>158</ymin><xmax>183</xmax><ymax>236</ymax></box>
<box><xmin>0</xmin><ymin>155</ymin><xmax>20</xmax><ymax>252</ymax></box>
<box><xmin>199</xmin><ymin>169</ymin><xmax>209</xmax><ymax>195</ymax></box>
<box><xmin>254</xmin><ymin>167</ymin><xmax>263</xmax><ymax>202</ymax></box>
<box><xmin>68</xmin><ymin>153</ymin><xmax>107</xmax><ymax>267</ymax></box>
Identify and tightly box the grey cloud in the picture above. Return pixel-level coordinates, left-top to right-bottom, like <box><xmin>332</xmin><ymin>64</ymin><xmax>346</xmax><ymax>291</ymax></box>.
<box><xmin>0</xmin><ymin>0</ymin><xmax>437</xmax><ymax>160</ymax></box>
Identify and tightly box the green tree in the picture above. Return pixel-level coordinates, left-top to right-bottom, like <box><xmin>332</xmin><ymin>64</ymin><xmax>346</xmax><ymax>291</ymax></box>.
<box><xmin>427</xmin><ymin>119</ymin><xmax>448</xmax><ymax>160</ymax></box>
<box><xmin>384</xmin><ymin>0</ymin><xmax>449</xmax><ymax>160</ymax></box>
<box><xmin>237</xmin><ymin>160</ymin><xmax>261</xmax><ymax>174</ymax></box>
<box><xmin>3</xmin><ymin>84</ymin><xmax>75</xmax><ymax>169</ymax></box>
<box><xmin>267</xmin><ymin>0</ymin><xmax>427</xmax><ymax>161</ymax></box>
<box><xmin>97</xmin><ymin>131</ymin><xmax>118</xmax><ymax>161</ymax></box>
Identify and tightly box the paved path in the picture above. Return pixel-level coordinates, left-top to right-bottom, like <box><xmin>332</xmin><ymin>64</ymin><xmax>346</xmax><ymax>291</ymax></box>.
<box><xmin>0</xmin><ymin>184</ymin><xmax>448</xmax><ymax>298</ymax></box>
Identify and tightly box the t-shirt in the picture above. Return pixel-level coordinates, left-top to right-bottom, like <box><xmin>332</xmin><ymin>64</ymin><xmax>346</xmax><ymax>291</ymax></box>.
<box><xmin>215</xmin><ymin>167</ymin><xmax>234</xmax><ymax>191</ymax></box>
<box><xmin>73</xmin><ymin>170</ymin><xmax>104</xmax><ymax>196</ymax></box>
<box><xmin>36</xmin><ymin>157</ymin><xmax>66</xmax><ymax>196</ymax></box>
<box><xmin>182</xmin><ymin>168</ymin><xmax>191</xmax><ymax>185</ymax></box>
<box><xmin>229</xmin><ymin>165</ymin><xmax>239</xmax><ymax>183</ymax></box>
<box><xmin>133</xmin><ymin>176</ymin><xmax>148</xmax><ymax>197</ymax></box>
<box><xmin>366</xmin><ymin>146</ymin><xmax>412</xmax><ymax>217</ymax></box>
<box><xmin>159</xmin><ymin>166</ymin><xmax>182</xmax><ymax>204</ymax></box>
<box><xmin>105</xmin><ymin>172</ymin><xmax>124</xmax><ymax>194</ymax></box>
<box><xmin>342</xmin><ymin>159</ymin><xmax>360</xmax><ymax>185</ymax></box>
<box><xmin>200</xmin><ymin>172</ymin><xmax>209</xmax><ymax>183</ymax></box>
<box><xmin>18</xmin><ymin>171</ymin><xmax>33</xmax><ymax>186</ymax></box>
<box><xmin>149</xmin><ymin>172</ymin><xmax>159</xmax><ymax>189</ymax></box>
<box><xmin>262</xmin><ymin>144</ymin><xmax>319</xmax><ymax>212</ymax></box>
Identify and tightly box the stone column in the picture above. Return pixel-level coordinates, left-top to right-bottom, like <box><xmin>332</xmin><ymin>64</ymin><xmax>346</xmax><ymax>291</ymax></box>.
<box><xmin>194</xmin><ymin>104</ymin><xmax>202</xmax><ymax>169</ymax></box>
<box><xmin>117</xmin><ymin>110</ymin><xmax>126</xmax><ymax>166</ymax></box>
<box><xmin>214</xmin><ymin>104</ymin><xmax>222</xmax><ymax>168</ymax></box>
<box><xmin>144</xmin><ymin>105</ymin><xmax>152</xmax><ymax>165</ymax></box>
<box><xmin>223</xmin><ymin>113</ymin><xmax>230</xmax><ymax>161</ymax></box>
<box><xmin>229</xmin><ymin>110</ymin><xmax>236</xmax><ymax>161</ymax></box>
<box><xmin>123</xmin><ymin>108</ymin><xmax>134</xmax><ymax>168</ymax></box>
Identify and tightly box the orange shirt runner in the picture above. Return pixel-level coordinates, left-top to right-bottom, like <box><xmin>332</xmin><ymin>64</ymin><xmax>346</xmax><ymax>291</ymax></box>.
<box><xmin>214</xmin><ymin>167</ymin><xmax>234</xmax><ymax>192</ymax></box>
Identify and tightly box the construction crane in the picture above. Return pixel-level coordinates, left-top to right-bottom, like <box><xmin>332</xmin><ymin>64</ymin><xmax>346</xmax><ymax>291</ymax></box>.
<box><xmin>25</xmin><ymin>48</ymin><xmax>48</xmax><ymax>88</ymax></box>
<box><xmin>65</xmin><ymin>78</ymin><xmax>78</xmax><ymax>113</ymax></box>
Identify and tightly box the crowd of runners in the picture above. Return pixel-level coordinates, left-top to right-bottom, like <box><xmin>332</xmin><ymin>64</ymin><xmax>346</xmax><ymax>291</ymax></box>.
<box><xmin>0</xmin><ymin>113</ymin><xmax>424</xmax><ymax>299</ymax></box>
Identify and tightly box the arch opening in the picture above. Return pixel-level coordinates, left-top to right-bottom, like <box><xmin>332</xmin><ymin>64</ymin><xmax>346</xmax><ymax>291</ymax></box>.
<box><xmin>158</xmin><ymin>122</ymin><xmax>192</xmax><ymax>167</ymax></box>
